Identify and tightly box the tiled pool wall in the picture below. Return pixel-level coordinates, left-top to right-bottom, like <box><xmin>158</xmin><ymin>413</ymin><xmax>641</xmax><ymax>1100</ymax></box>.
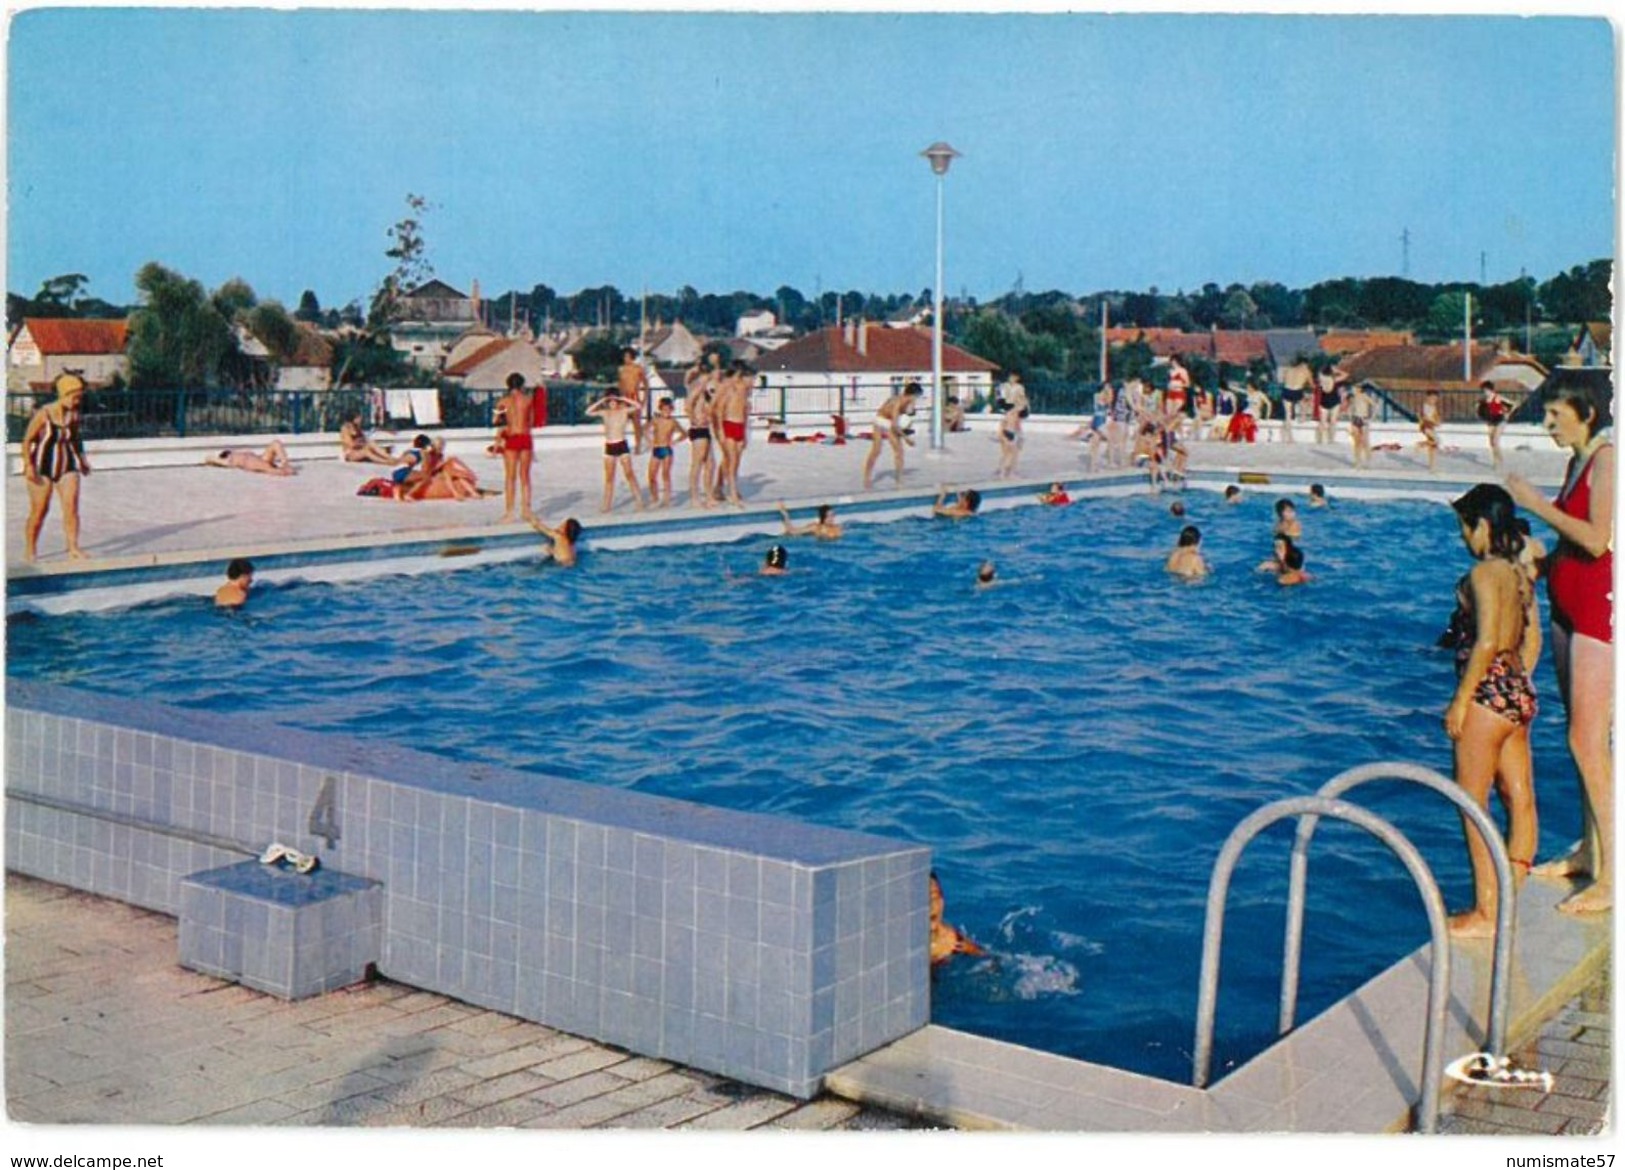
<box><xmin>4</xmin><ymin>680</ymin><xmax>930</xmax><ymax>1098</ymax></box>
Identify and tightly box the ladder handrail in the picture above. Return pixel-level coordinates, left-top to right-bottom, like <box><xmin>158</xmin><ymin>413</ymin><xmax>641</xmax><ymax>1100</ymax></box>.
<box><xmin>1192</xmin><ymin>795</ymin><xmax>1451</xmax><ymax>1134</ymax></box>
<box><xmin>1279</xmin><ymin>761</ymin><xmax>1513</xmax><ymax>1057</ymax></box>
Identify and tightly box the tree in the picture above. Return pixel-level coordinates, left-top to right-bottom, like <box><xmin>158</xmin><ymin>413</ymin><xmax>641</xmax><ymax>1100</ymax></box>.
<box><xmin>36</xmin><ymin>273</ymin><xmax>90</xmax><ymax>308</ymax></box>
<box><xmin>127</xmin><ymin>262</ymin><xmax>234</xmax><ymax>388</ymax></box>
<box><xmin>574</xmin><ymin>332</ymin><xmax>627</xmax><ymax>382</ymax></box>
<box><xmin>368</xmin><ymin>192</ymin><xmax>434</xmax><ymax>330</ymax></box>
<box><xmin>211</xmin><ymin>277</ymin><xmax>257</xmax><ymax>322</ymax></box>
<box><xmin>1219</xmin><ymin>288</ymin><xmax>1259</xmax><ymax>329</ymax></box>
<box><xmin>1538</xmin><ymin>260</ymin><xmax>1611</xmax><ymax>324</ymax></box>
<box><xmin>1426</xmin><ymin>290</ymin><xmax>1478</xmax><ymax>339</ymax></box>
<box><xmin>247</xmin><ymin>301</ymin><xmax>299</xmax><ymax>362</ymax></box>
<box><xmin>295</xmin><ymin>290</ymin><xmax>323</xmax><ymax>323</ymax></box>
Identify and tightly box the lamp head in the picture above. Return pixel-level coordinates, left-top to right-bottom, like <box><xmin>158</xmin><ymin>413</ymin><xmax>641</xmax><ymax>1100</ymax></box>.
<box><xmin>921</xmin><ymin>141</ymin><xmax>961</xmax><ymax>176</ymax></box>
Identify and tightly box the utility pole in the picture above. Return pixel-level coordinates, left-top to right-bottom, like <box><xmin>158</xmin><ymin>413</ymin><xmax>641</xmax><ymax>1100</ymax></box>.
<box><xmin>1400</xmin><ymin>227</ymin><xmax>1411</xmax><ymax>277</ymax></box>
<box><xmin>1480</xmin><ymin>250</ymin><xmax>1487</xmax><ymax>286</ymax></box>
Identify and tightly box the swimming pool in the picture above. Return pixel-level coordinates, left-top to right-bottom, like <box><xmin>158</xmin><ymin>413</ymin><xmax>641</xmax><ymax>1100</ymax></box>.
<box><xmin>5</xmin><ymin>492</ymin><xmax>1583</xmax><ymax>1083</ymax></box>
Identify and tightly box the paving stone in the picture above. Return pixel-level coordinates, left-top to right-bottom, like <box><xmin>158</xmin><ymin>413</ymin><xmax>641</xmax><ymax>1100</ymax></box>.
<box><xmin>530</xmin><ymin>1069</ymin><xmax>632</xmax><ymax>1108</ymax></box>
<box><xmin>675</xmin><ymin>1094</ymin><xmax>801</xmax><ymax>1129</ymax></box>
<box><xmin>447</xmin><ymin>1068</ymin><xmax>553</xmax><ymax>1109</ymax></box>
<box><xmin>764</xmin><ymin>1097</ymin><xmax>863</xmax><ymax>1129</ymax></box>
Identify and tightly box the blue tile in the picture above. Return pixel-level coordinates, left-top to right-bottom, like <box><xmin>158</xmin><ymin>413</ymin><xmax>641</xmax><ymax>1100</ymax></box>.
<box><xmin>755</xmin><ymin>1032</ymin><xmax>790</xmax><ymax>1081</ymax></box>
<box><xmin>726</xmin><ymin>895</ymin><xmax>758</xmax><ymax>942</ymax></box>
<box><xmin>666</xmin><ymin>884</ymin><xmax>695</xmax><ymax>928</ymax></box>
<box><xmin>575</xmin><ymin>942</ymin><xmax>603</xmax><ymax>985</ymax></box>
<box><xmin>577</xmin><ymin>865</ymin><xmax>605</xmax><ymax>909</ymax></box>
<box><xmin>634</xmin><ymin>875</ymin><xmax>662</xmax><ymax>919</ymax></box>
<box><xmin>577</xmin><ymin>903</ymin><xmax>605</xmax><ymax>947</ymax></box>
<box><xmin>633</xmin><ymin>914</ymin><xmax>662</xmax><ymax>960</ymax></box>
<box><xmin>606</xmin><ymin>871</ymin><xmax>635</xmax><ymax>915</ymax></box>
<box><xmin>546</xmin><ymin>897</ymin><xmax>576</xmax><ymax>938</ymax></box>
<box><xmin>811</xmin><ymin>868</ymin><xmax>836</xmax><ymax>910</ymax></box>
<box><xmin>578</xmin><ymin>824</ymin><xmax>606</xmax><ymax>868</ymax></box>
<box><xmin>468</xmin><ymin>799</ymin><xmax>493</xmax><ymax>845</ymax></box>
<box><xmin>727</xmin><ymin>854</ymin><xmax>759</xmax><ymax>900</ymax></box>
<box><xmin>605</xmin><ymin>828</ymin><xmax>635</xmax><ymax>874</ymax></box>
<box><xmin>661</xmin><ymin>1010</ymin><xmax>695</xmax><ymax>1058</ymax></box>
<box><xmin>633</xmin><ymin>834</ymin><xmax>664</xmax><ymax>878</ymax></box>
<box><xmin>492</xmin><ymin>845</ymin><xmax>520</xmax><ymax>889</ymax></box>
<box><xmin>695</xmin><ymin>847</ymin><xmax>728</xmax><ymax>893</ymax></box>
<box><xmin>664</xmin><ymin>843</ymin><xmax>696</xmax><ymax>887</ymax></box>
<box><xmin>492</xmin><ymin>883</ymin><xmax>520</xmax><ymax>926</ymax></box>
<box><xmin>760</xmin><ymin>862</ymin><xmax>794</xmax><ymax>908</ymax></box>
<box><xmin>546</xmin><ymin>817</ymin><xmax>577</xmax><ymax>862</ymax></box>
<box><xmin>492</xmin><ymin>807</ymin><xmax>520</xmax><ymax>849</ymax></box>
<box><xmin>812</xmin><ymin>947</ymin><xmax>837</xmax><ymax>994</ymax></box>
<box><xmin>519</xmin><ymin>811</ymin><xmax>548</xmax><ymax>855</ymax></box>
<box><xmin>490</xmin><ymin>922</ymin><xmax>518</xmax><ymax>965</ymax></box>
<box><xmin>602</xmin><ymin>948</ymin><xmax>631</xmax><ymax>994</ymax></box>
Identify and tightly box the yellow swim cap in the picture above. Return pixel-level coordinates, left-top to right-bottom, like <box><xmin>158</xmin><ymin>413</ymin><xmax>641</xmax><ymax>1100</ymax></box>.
<box><xmin>54</xmin><ymin>373</ymin><xmax>86</xmax><ymax>396</ymax></box>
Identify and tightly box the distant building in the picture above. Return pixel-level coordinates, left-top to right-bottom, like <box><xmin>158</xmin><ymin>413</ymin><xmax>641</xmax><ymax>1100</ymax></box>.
<box><xmin>277</xmin><ymin>327</ymin><xmax>336</xmax><ymax>392</ymax></box>
<box><xmin>8</xmin><ymin>318</ymin><xmax>130</xmax><ymax>392</ymax></box>
<box><xmin>390</xmin><ymin>279</ymin><xmax>481</xmax><ymax>370</ymax></box>
<box><xmin>442</xmin><ymin>336</ymin><xmax>548</xmax><ymax>393</ymax></box>
<box><xmin>1575</xmin><ymin>321</ymin><xmax>1613</xmax><ymax>367</ymax></box>
<box><xmin>754</xmin><ymin>321</ymin><xmax>997</xmax><ymax>420</ymax></box>
<box><xmin>1340</xmin><ymin>341</ymin><xmax>1546</xmax><ymax>422</ymax></box>
<box><xmin>737</xmin><ymin>309</ymin><xmax>777</xmax><ymax>337</ymax></box>
<box><xmin>638</xmin><ymin>322</ymin><xmax>704</xmax><ymax>368</ymax></box>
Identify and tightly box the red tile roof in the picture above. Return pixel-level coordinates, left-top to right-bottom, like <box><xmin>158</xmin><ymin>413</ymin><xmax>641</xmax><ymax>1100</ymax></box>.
<box><xmin>444</xmin><ymin>337</ymin><xmax>525</xmax><ymax>377</ymax></box>
<box><xmin>1212</xmin><ymin>330</ymin><xmax>1269</xmax><ymax>365</ymax></box>
<box><xmin>1319</xmin><ymin>330</ymin><xmax>1413</xmax><ymax>355</ymax></box>
<box><xmin>1340</xmin><ymin>343</ymin><xmax>1545</xmax><ymax>390</ymax></box>
<box><xmin>22</xmin><ymin>318</ymin><xmax>128</xmax><ymax>355</ymax></box>
<box><xmin>756</xmin><ymin>326</ymin><xmax>998</xmax><ymax>375</ymax></box>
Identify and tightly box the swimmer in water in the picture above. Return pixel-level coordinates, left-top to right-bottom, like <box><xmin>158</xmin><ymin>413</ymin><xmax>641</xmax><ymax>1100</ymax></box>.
<box><xmin>1224</xmin><ymin>485</ymin><xmax>1243</xmax><ymax>505</ymax></box>
<box><xmin>975</xmin><ymin>560</ymin><xmax>998</xmax><ymax>587</ymax></box>
<box><xmin>933</xmin><ymin>487</ymin><xmax>982</xmax><ymax>520</ymax></box>
<box><xmin>214</xmin><ymin>558</ymin><xmax>254</xmax><ymax>607</ymax></box>
<box><xmin>530</xmin><ymin>517</ymin><xmax>581</xmax><ymax>567</ymax></box>
<box><xmin>1038</xmin><ymin>482</ymin><xmax>1072</xmax><ymax>506</ymax></box>
<box><xmin>1308</xmin><ymin>483</ymin><xmax>1328</xmax><ymax>508</ymax></box>
<box><xmin>1273</xmin><ymin>498</ymin><xmax>1302</xmax><ymax>539</ymax></box>
<box><xmin>1165</xmin><ymin>525</ymin><xmax>1208</xmax><ymax>580</ymax></box>
<box><xmin>929</xmin><ymin>872</ymin><xmax>985</xmax><ymax>966</ymax></box>
<box><xmin>1169</xmin><ymin>500</ymin><xmax>1186</xmax><ymax>518</ymax></box>
<box><xmin>1276</xmin><ymin>542</ymin><xmax>1309</xmax><ymax>586</ymax></box>
<box><xmin>778</xmin><ymin>502</ymin><xmax>843</xmax><ymax>540</ymax></box>
<box><xmin>761</xmin><ymin>544</ymin><xmax>789</xmax><ymax>576</ymax></box>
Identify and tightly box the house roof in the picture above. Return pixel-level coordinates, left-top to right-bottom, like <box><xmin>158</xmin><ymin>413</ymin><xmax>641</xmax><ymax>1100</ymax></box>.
<box><xmin>1264</xmin><ymin>330</ymin><xmax>1322</xmax><ymax>365</ymax></box>
<box><xmin>405</xmin><ymin>279</ymin><xmax>469</xmax><ymax>300</ymax></box>
<box><xmin>1579</xmin><ymin>321</ymin><xmax>1613</xmax><ymax>355</ymax></box>
<box><xmin>1318</xmin><ymin>329</ymin><xmax>1414</xmax><ymax>355</ymax></box>
<box><xmin>1211</xmin><ymin>330</ymin><xmax>1269</xmax><ymax>365</ymax></box>
<box><xmin>444</xmin><ymin>337</ymin><xmax>526</xmax><ymax>377</ymax></box>
<box><xmin>755</xmin><ymin>325</ymin><xmax>998</xmax><ymax>375</ymax></box>
<box><xmin>22</xmin><ymin>318</ymin><xmax>128</xmax><ymax>355</ymax></box>
<box><xmin>287</xmin><ymin>325</ymin><xmax>334</xmax><ymax>368</ymax></box>
<box><xmin>1340</xmin><ymin>343</ymin><xmax>1546</xmax><ymax>390</ymax></box>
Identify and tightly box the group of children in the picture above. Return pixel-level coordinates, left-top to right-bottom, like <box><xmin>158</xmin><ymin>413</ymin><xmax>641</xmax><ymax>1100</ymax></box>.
<box><xmin>1157</xmin><ymin>484</ymin><xmax>1325</xmax><ymax>586</ymax></box>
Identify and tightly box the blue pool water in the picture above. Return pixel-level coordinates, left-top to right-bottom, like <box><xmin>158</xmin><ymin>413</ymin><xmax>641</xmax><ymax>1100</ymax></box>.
<box><xmin>6</xmin><ymin>493</ymin><xmax>1583</xmax><ymax>1083</ymax></box>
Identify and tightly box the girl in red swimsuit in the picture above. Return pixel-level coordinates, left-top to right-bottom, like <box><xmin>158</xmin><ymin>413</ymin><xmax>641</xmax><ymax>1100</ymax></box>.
<box><xmin>1443</xmin><ymin>484</ymin><xmax>1541</xmax><ymax>938</ymax></box>
<box><xmin>1508</xmin><ymin>388</ymin><xmax>1613</xmax><ymax>915</ymax></box>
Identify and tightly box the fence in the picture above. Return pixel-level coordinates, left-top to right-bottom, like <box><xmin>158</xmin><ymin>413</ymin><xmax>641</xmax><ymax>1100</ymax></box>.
<box><xmin>4</xmin><ymin>381</ymin><xmax>610</xmax><ymax>444</ymax></box>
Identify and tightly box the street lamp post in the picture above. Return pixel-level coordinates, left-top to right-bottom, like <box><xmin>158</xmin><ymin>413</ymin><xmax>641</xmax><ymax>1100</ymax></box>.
<box><xmin>921</xmin><ymin>141</ymin><xmax>960</xmax><ymax>452</ymax></box>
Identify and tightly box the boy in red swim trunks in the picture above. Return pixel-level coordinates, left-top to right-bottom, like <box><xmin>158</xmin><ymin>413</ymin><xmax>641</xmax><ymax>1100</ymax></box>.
<box><xmin>495</xmin><ymin>372</ymin><xmax>541</xmax><ymax>522</ymax></box>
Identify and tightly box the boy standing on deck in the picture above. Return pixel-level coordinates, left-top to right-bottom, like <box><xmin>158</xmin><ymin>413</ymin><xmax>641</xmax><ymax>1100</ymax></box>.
<box><xmin>586</xmin><ymin>393</ymin><xmax>646</xmax><ymax>512</ymax></box>
<box><xmin>617</xmin><ymin>348</ymin><xmax>650</xmax><ymax>454</ymax></box>
<box><xmin>646</xmin><ymin>398</ymin><xmax>687</xmax><ymax>507</ymax></box>
<box><xmin>495</xmin><ymin>372</ymin><xmax>541</xmax><ymax>522</ymax></box>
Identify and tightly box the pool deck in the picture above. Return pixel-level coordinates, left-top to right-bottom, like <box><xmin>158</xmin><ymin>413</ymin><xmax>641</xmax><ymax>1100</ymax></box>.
<box><xmin>4</xmin><ymin>420</ymin><xmax>1610</xmax><ymax>1143</ymax></box>
<box><xmin>5</xmin><ymin>418</ymin><xmax>1571</xmax><ymax>577</ymax></box>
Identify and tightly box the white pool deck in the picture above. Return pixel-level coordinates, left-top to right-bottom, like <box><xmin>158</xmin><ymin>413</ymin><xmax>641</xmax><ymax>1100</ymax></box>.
<box><xmin>4</xmin><ymin>416</ymin><xmax>1612</xmax><ymax>1135</ymax></box>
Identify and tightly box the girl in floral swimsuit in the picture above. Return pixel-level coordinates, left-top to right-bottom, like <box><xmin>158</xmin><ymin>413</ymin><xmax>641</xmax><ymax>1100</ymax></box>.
<box><xmin>1442</xmin><ymin>483</ymin><xmax>1541</xmax><ymax>939</ymax></box>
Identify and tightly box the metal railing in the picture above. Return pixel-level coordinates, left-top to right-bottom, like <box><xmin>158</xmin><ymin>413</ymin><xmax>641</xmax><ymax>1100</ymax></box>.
<box><xmin>1192</xmin><ymin>795</ymin><xmax>1452</xmax><ymax>1132</ymax></box>
<box><xmin>4</xmin><ymin>381</ymin><xmax>610</xmax><ymax>443</ymax></box>
<box><xmin>1278</xmin><ymin>762</ymin><xmax>1514</xmax><ymax>1059</ymax></box>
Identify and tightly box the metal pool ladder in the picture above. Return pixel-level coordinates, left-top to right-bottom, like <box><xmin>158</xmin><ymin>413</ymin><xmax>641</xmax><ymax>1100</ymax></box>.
<box><xmin>1190</xmin><ymin>762</ymin><xmax>1517</xmax><ymax>1134</ymax></box>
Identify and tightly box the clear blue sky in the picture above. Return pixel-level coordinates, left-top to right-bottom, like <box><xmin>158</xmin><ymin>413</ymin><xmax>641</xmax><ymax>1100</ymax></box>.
<box><xmin>6</xmin><ymin>8</ymin><xmax>1617</xmax><ymax>313</ymax></box>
